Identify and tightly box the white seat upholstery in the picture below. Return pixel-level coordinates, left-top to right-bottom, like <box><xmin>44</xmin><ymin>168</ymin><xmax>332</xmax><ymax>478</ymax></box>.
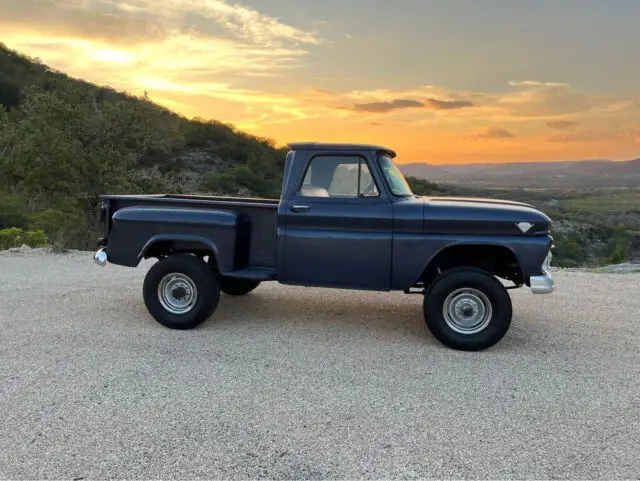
<box><xmin>300</xmin><ymin>185</ymin><xmax>330</xmax><ymax>197</ymax></box>
<box><xmin>328</xmin><ymin>164</ymin><xmax>359</xmax><ymax>196</ymax></box>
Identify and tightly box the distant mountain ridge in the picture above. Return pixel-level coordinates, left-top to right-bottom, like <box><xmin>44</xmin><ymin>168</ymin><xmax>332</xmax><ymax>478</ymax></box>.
<box><xmin>399</xmin><ymin>158</ymin><xmax>640</xmax><ymax>188</ymax></box>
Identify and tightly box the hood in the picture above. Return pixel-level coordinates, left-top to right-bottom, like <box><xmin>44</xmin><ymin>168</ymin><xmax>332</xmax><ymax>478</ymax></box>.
<box><xmin>422</xmin><ymin>196</ymin><xmax>551</xmax><ymax>236</ymax></box>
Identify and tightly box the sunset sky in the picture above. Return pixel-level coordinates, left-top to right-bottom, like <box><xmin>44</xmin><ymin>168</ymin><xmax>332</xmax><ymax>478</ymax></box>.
<box><xmin>2</xmin><ymin>0</ymin><xmax>639</xmax><ymax>163</ymax></box>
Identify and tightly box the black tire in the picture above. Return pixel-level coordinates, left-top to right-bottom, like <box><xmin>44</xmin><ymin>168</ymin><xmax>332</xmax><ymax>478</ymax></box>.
<box><xmin>143</xmin><ymin>254</ymin><xmax>220</xmax><ymax>330</ymax></box>
<box><xmin>219</xmin><ymin>277</ymin><xmax>261</xmax><ymax>296</ymax></box>
<box><xmin>423</xmin><ymin>267</ymin><xmax>512</xmax><ymax>351</ymax></box>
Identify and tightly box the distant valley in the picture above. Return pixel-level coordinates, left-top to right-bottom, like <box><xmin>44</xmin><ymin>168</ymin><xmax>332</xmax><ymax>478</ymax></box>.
<box><xmin>400</xmin><ymin>158</ymin><xmax>640</xmax><ymax>189</ymax></box>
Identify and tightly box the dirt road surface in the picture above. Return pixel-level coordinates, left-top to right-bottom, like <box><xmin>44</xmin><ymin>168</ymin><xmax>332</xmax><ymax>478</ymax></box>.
<box><xmin>1</xmin><ymin>249</ymin><xmax>639</xmax><ymax>479</ymax></box>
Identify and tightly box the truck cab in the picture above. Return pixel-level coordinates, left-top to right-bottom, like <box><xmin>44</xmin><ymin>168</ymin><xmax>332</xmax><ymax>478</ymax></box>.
<box><xmin>94</xmin><ymin>142</ymin><xmax>554</xmax><ymax>351</ymax></box>
<box><xmin>279</xmin><ymin>143</ymin><xmax>401</xmax><ymax>290</ymax></box>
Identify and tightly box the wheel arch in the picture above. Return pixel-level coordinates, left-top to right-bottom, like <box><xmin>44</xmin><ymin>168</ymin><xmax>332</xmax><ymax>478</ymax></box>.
<box><xmin>417</xmin><ymin>242</ymin><xmax>524</xmax><ymax>289</ymax></box>
<box><xmin>139</xmin><ymin>234</ymin><xmax>221</xmax><ymax>268</ymax></box>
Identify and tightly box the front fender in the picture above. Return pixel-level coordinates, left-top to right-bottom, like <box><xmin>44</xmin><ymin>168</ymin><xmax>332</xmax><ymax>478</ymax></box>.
<box><xmin>391</xmin><ymin>234</ymin><xmax>553</xmax><ymax>290</ymax></box>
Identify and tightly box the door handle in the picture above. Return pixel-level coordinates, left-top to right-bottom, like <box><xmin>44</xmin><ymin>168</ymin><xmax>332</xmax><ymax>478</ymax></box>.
<box><xmin>290</xmin><ymin>205</ymin><xmax>310</xmax><ymax>213</ymax></box>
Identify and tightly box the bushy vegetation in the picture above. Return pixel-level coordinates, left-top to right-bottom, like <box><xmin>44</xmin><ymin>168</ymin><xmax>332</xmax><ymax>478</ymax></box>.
<box><xmin>0</xmin><ymin>44</ymin><xmax>287</xmax><ymax>250</ymax></box>
<box><xmin>406</xmin><ymin>176</ymin><xmax>449</xmax><ymax>196</ymax></box>
<box><xmin>542</xmin><ymin>193</ymin><xmax>639</xmax><ymax>267</ymax></box>
<box><xmin>0</xmin><ymin>227</ymin><xmax>48</xmax><ymax>249</ymax></box>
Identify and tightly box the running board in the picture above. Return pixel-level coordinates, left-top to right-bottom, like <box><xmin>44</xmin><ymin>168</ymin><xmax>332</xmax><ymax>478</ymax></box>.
<box><xmin>223</xmin><ymin>267</ymin><xmax>277</xmax><ymax>281</ymax></box>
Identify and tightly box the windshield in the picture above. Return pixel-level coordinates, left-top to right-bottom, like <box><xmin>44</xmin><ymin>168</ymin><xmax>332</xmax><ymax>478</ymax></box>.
<box><xmin>377</xmin><ymin>155</ymin><xmax>413</xmax><ymax>197</ymax></box>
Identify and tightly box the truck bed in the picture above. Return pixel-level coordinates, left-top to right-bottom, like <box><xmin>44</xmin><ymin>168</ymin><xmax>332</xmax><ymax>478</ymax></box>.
<box><xmin>102</xmin><ymin>193</ymin><xmax>279</xmax><ymax>268</ymax></box>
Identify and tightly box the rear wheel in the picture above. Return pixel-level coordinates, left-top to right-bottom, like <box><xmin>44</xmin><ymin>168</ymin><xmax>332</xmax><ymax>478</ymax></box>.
<box><xmin>423</xmin><ymin>267</ymin><xmax>512</xmax><ymax>351</ymax></box>
<box><xmin>143</xmin><ymin>254</ymin><xmax>220</xmax><ymax>329</ymax></box>
<box><xmin>219</xmin><ymin>277</ymin><xmax>261</xmax><ymax>296</ymax></box>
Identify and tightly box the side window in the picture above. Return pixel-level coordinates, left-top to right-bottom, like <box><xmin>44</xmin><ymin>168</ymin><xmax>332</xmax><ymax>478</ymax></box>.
<box><xmin>299</xmin><ymin>155</ymin><xmax>379</xmax><ymax>198</ymax></box>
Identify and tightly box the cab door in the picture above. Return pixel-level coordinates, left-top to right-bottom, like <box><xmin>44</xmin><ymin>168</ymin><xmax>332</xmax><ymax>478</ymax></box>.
<box><xmin>281</xmin><ymin>153</ymin><xmax>393</xmax><ymax>290</ymax></box>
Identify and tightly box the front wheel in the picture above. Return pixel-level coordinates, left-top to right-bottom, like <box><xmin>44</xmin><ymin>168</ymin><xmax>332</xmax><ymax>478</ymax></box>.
<box><xmin>423</xmin><ymin>267</ymin><xmax>512</xmax><ymax>351</ymax></box>
<box><xmin>143</xmin><ymin>254</ymin><xmax>220</xmax><ymax>329</ymax></box>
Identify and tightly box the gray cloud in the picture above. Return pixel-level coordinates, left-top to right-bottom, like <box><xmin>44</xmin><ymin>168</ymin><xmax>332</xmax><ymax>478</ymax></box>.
<box><xmin>348</xmin><ymin>97</ymin><xmax>474</xmax><ymax>113</ymax></box>
<box><xmin>471</xmin><ymin>127</ymin><xmax>515</xmax><ymax>140</ymax></box>
<box><xmin>424</xmin><ymin>98</ymin><xmax>474</xmax><ymax>110</ymax></box>
<box><xmin>0</xmin><ymin>0</ymin><xmax>170</xmax><ymax>44</ymax></box>
<box><xmin>350</xmin><ymin>98</ymin><xmax>424</xmax><ymax>113</ymax></box>
<box><xmin>546</xmin><ymin>120</ymin><xmax>579</xmax><ymax>131</ymax></box>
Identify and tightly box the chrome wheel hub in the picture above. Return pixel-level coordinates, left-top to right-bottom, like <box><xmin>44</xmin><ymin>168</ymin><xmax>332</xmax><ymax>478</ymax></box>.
<box><xmin>158</xmin><ymin>273</ymin><xmax>198</xmax><ymax>315</ymax></box>
<box><xmin>443</xmin><ymin>288</ymin><xmax>493</xmax><ymax>334</ymax></box>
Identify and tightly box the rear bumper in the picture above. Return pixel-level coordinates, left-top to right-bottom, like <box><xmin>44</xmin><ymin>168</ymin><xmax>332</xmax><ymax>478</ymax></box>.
<box><xmin>529</xmin><ymin>270</ymin><xmax>554</xmax><ymax>294</ymax></box>
<box><xmin>94</xmin><ymin>248</ymin><xmax>108</xmax><ymax>267</ymax></box>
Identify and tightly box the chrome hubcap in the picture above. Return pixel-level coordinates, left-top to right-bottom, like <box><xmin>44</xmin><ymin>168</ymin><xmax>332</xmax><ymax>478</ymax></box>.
<box><xmin>158</xmin><ymin>273</ymin><xmax>197</xmax><ymax>315</ymax></box>
<box><xmin>442</xmin><ymin>288</ymin><xmax>493</xmax><ymax>334</ymax></box>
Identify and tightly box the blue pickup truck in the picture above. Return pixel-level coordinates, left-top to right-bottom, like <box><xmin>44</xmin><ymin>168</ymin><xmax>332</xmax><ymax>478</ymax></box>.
<box><xmin>94</xmin><ymin>142</ymin><xmax>554</xmax><ymax>350</ymax></box>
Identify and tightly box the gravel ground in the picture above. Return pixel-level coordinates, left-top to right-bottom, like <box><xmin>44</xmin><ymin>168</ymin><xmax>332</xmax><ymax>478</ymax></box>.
<box><xmin>1</xmin><ymin>248</ymin><xmax>639</xmax><ymax>480</ymax></box>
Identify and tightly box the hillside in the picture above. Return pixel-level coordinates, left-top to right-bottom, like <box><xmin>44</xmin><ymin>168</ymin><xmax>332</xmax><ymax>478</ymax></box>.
<box><xmin>0</xmin><ymin>44</ymin><xmax>288</xmax><ymax>249</ymax></box>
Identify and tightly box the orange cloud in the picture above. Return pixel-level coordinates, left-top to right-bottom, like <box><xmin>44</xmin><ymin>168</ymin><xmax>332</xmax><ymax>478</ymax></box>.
<box><xmin>508</xmin><ymin>80</ymin><xmax>570</xmax><ymax>88</ymax></box>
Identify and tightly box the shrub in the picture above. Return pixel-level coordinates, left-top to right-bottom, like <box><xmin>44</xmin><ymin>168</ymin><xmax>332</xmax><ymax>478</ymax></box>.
<box><xmin>0</xmin><ymin>227</ymin><xmax>49</xmax><ymax>250</ymax></box>
<box><xmin>24</xmin><ymin>229</ymin><xmax>49</xmax><ymax>248</ymax></box>
<box><xmin>607</xmin><ymin>241</ymin><xmax>630</xmax><ymax>265</ymax></box>
<box><xmin>0</xmin><ymin>227</ymin><xmax>23</xmax><ymax>249</ymax></box>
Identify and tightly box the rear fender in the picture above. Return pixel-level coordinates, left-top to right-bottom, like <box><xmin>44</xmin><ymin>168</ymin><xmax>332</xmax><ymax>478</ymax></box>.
<box><xmin>105</xmin><ymin>206</ymin><xmax>246</xmax><ymax>273</ymax></box>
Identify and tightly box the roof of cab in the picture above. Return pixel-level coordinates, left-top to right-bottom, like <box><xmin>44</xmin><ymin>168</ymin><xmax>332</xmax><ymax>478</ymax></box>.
<box><xmin>287</xmin><ymin>142</ymin><xmax>396</xmax><ymax>158</ymax></box>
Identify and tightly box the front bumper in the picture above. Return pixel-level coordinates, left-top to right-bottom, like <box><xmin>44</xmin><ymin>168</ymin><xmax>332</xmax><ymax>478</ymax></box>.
<box><xmin>529</xmin><ymin>270</ymin><xmax>554</xmax><ymax>294</ymax></box>
<box><xmin>94</xmin><ymin>248</ymin><xmax>108</xmax><ymax>267</ymax></box>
